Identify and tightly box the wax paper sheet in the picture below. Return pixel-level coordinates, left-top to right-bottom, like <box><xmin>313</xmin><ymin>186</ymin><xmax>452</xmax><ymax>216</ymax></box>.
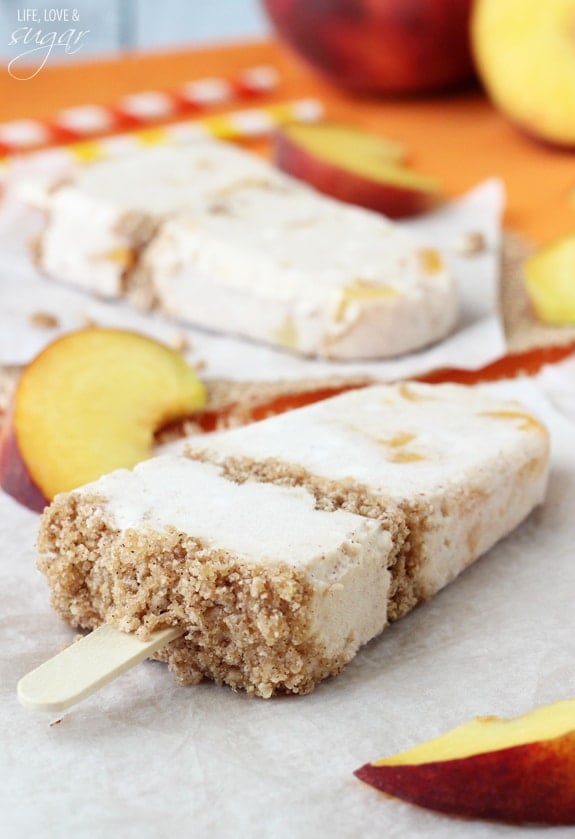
<box><xmin>2</xmin><ymin>377</ymin><xmax>575</xmax><ymax>838</ymax></box>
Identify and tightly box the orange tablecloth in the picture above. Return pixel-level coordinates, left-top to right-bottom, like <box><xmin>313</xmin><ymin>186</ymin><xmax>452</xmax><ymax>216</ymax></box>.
<box><xmin>1</xmin><ymin>38</ymin><xmax>574</xmax><ymax>244</ymax></box>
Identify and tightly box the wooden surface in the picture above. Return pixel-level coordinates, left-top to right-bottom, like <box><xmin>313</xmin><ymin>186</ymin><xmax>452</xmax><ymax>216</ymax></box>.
<box><xmin>1</xmin><ymin>38</ymin><xmax>574</xmax><ymax>245</ymax></box>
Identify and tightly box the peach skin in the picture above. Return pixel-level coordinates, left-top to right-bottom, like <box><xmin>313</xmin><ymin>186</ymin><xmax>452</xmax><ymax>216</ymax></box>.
<box><xmin>355</xmin><ymin>699</ymin><xmax>575</xmax><ymax>824</ymax></box>
<box><xmin>0</xmin><ymin>328</ymin><xmax>205</xmax><ymax>512</ymax></box>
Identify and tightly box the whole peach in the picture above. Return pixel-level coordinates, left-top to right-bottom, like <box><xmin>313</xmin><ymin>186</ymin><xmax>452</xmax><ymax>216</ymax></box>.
<box><xmin>263</xmin><ymin>0</ymin><xmax>476</xmax><ymax>96</ymax></box>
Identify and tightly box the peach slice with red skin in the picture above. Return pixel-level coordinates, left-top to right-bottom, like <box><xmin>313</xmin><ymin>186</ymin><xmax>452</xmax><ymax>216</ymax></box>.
<box><xmin>0</xmin><ymin>328</ymin><xmax>205</xmax><ymax>512</ymax></box>
<box><xmin>274</xmin><ymin>122</ymin><xmax>440</xmax><ymax>219</ymax></box>
<box><xmin>355</xmin><ymin>699</ymin><xmax>575</xmax><ymax>824</ymax></box>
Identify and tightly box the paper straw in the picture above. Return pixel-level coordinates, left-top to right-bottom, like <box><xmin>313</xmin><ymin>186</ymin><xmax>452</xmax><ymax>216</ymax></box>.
<box><xmin>0</xmin><ymin>98</ymin><xmax>324</xmax><ymax>175</ymax></box>
<box><xmin>0</xmin><ymin>65</ymin><xmax>281</xmax><ymax>156</ymax></box>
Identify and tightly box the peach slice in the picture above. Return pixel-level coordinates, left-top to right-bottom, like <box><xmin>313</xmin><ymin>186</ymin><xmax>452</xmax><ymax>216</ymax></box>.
<box><xmin>524</xmin><ymin>235</ymin><xmax>575</xmax><ymax>325</ymax></box>
<box><xmin>355</xmin><ymin>699</ymin><xmax>575</xmax><ymax>824</ymax></box>
<box><xmin>472</xmin><ymin>0</ymin><xmax>575</xmax><ymax>146</ymax></box>
<box><xmin>274</xmin><ymin>122</ymin><xmax>440</xmax><ymax>219</ymax></box>
<box><xmin>0</xmin><ymin>328</ymin><xmax>205</xmax><ymax>512</ymax></box>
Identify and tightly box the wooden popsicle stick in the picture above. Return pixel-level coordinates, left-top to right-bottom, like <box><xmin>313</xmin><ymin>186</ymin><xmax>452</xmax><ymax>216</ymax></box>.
<box><xmin>17</xmin><ymin>624</ymin><xmax>184</xmax><ymax>712</ymax></box>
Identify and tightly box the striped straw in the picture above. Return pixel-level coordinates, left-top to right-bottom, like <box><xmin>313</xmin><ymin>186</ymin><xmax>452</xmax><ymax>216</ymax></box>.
<box><xmin>0</xmin><ymin>65</ymin><xmax>280</xmax><ymax>157</ymax></box>
<box><xmin>0</xmin><ymin>98</ymin><xmax>325</xmax><ymax>174</ymax></box>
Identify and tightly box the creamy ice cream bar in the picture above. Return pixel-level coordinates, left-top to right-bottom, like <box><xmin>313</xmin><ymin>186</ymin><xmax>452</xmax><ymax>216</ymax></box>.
<box><xmin>37</xmin><ymin>384</ymin><xmax>549</xmax><ymax>698</ymax></box>
<box><xmin>38</xmin><ymin>141</ymin><xmax>456</xmax><ymax>359</ymax></box>
<box><xmin>193</xmin><ymin>383</ymin><xmax>550</xmax><ymax>614</ymax></box>
<box><xmin>38</xmin><ymin>456</ymin><xmax>394</xmax><ymax>698</ymax></box>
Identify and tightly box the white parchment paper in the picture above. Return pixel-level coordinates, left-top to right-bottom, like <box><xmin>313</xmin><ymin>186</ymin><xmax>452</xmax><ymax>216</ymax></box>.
<box><xmin>2</xmin><ymin>378</ymin><xmax>575</xmax><ymax>838</ymax></box>
<box><xmin>3</xmin><ymin>154</ymin><xmax>570</xmax><ymax>836</ymax></box>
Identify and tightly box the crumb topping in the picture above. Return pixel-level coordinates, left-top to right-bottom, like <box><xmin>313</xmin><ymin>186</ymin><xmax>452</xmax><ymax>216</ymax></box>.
<box><xmin>34</xmin><ymin>378</ymin><xmax>549</xmax><ymax>699</ymax></box>
<box><xmin>38</xmin><ymin>493</ymin><xmax>353</xmax><ymax>698</ymax></box>
<box><xmin>28</xmin><ymin>311</ymin><xmax>60</xmax><ymax>329</ymax></box>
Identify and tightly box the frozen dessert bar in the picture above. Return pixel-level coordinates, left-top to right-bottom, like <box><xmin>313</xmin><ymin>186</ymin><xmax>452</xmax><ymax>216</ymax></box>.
<box><xmin>39</xmin><ymin>457</ymin><xmax>394</xmax><ymax>698</ymax></box>
<box><xmin>38</xmin><ymin>141</ymin><xmax>456</xmax><ymax>359</ymax></box>
<box><xmin>192</xmin><ymin>382</ymin><xmax>550</xmax><ymax>612</ymax></box>
<box><xmin>37</xmin><ymin>384</ymin><xmax>549</xmax><ymax>697</ymax></box>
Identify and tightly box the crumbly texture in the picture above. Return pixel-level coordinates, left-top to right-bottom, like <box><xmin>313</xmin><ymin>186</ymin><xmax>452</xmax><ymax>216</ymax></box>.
<box><xmin>28</xmin><ymin>311</ymin><xmax>60</xmax><ymax>330</ymax></box>
<box><xmin>156</xmin><ymin>374</ymin><xmax>374</xmax><ymax>441</ymax></box>
<box><xmin>114</xmin><ymin>215</ymin><xmax>160</xmax><ymax>307</ymax></box>
<box><xmin>37</xmin><ymin>443</ymin><xmax>431</xmax><ymax>698</ymax></box>
<box><xmin>31</xmin><ymin>351</ymin><xmax>551</xmax><ymax>698</ymax></box>
<box><xmin>187</xmin><ymin>449</ymin><xmax>422</xmax><ymax>622</ymax></box>
<box><xmin>38</xmin><ymin>492</ymin><xmax>360</xmax><ymax>698</ymax></box>
<box><xmin>203</xmin><ymin>375</ymin><xmax>374</xmax><ymax>416</ymax></box>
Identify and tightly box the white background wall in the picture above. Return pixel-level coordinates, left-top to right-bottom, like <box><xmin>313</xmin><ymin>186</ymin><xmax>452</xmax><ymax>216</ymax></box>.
<box><xmin>1</xmin><ymin>0</ymin><xmax>271</xmax><ymax>60</ymax></box>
